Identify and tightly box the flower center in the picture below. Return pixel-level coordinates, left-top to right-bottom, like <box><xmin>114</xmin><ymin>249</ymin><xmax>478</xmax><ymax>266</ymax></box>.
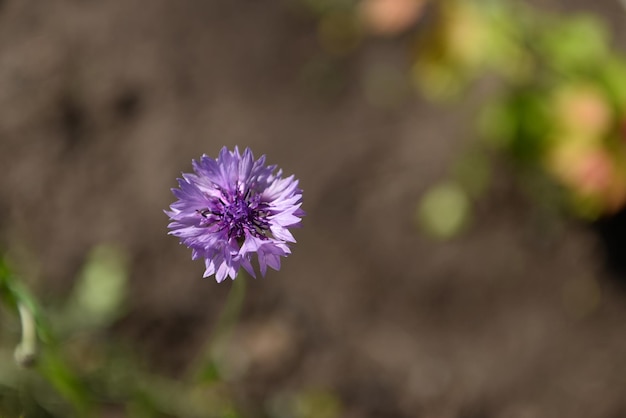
<box><xmin>198</xmin><ymin>188</ymin><xmax>270</xmax><ymax>241</ymax></box>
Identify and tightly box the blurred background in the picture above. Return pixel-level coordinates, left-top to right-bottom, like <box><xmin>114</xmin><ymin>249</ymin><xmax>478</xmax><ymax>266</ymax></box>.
<box><xmin>2</xmin><ymin>0</ymin><xmax>626</xmax><ymax>417</ymax></box>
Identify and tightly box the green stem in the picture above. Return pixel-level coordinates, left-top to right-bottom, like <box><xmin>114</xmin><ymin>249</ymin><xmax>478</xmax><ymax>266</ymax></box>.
<box><xmin>191</xmin><ymin>275</ymin><xmax>247</xmax><ymax>382</ymax></box>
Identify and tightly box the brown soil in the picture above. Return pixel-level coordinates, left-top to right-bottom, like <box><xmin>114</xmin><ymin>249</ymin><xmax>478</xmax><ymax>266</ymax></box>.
<box><xmin>2</xmin><ymin>1</ymin><xmax>626</xmax><ymax>417</ymax></box>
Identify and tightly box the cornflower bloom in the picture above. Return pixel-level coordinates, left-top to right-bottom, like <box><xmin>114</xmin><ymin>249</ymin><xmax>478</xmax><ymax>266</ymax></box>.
<box><xmin>166</xmin><ymin>147</ymin><xmax>304</xmax><ymax>282</ymax></box>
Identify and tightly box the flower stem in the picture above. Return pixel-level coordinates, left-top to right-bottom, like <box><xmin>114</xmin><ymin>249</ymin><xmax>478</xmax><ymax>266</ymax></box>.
<box><xmin>192</xmin><ymin>275</ymin><xmax>247</xmax><ymax>382</ymax></box>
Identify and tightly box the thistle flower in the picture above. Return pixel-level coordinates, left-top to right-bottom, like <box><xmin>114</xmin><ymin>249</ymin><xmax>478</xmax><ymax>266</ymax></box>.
<box><xmin>166</xmin><ymin>147</ymin><xmax>304</xmax><ymax>282</ymax></box>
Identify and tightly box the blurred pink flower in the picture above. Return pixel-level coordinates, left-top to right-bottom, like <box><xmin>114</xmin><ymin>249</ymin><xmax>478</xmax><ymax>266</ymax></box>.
<box><xmin>359</xmin><ymin>0</ymin><xmax>426</xmax><ymax>36</ymax></box>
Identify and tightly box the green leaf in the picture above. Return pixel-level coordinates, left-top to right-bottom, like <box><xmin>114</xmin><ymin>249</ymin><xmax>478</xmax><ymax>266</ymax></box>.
<box><xmin>417</xmin><ymin>182</ymin><xmax>471</xmax><ymax>239</ymax></box>
<box><xmin>540</xmin><ymin>15</ymin><xmax>608</xmax><ymax>73</ymax></box>
<box><xmin>597</xmin><ymin>56</ymin><xmax>626</xmax><ymax>111</ymax></box>
<box><xmin>68</xmin><ymin>244</ymin><xmax>128</xmax><ymax>329</ymax></box>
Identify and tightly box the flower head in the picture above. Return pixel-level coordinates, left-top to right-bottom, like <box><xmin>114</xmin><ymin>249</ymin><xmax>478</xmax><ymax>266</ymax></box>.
<box><xmin>166</xmin><ymin>147</ymin><xmax>304</xmax><ymax>282</ymax></box>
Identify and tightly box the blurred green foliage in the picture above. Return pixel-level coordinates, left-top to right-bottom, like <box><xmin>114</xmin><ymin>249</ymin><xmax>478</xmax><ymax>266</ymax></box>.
<box><xmin>0</xmin><ymin>249</ymin><xmax>342</xmax><ymax>418</ymax></box>
<box><xmin>413</xmin><ymin>0</ymin><xmax>626</xmax><ymax>233</ymax></box>
<box><xmin>66</xmin><ymin>245</ymin><xmax>128</xmax><ymax>330</ymax></box>
<box><xmin>298</xmin><ymin>0</ymin><xmax>626</xmax><ymax>232</ymax></box>
<box><xmin>1</xmin><ymin>247</ymin><xmax>246</xmax><ymax>418</ymax></box>
<box><xmin>417</xmin><ymin>181</ymin><xmax>470</xmax><ymax>239</ymax></box>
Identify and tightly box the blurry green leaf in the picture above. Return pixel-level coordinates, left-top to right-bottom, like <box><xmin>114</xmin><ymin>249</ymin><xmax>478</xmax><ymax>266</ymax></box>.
<box><xmin>569</xmin><ymin>191</ymin><xmax>603</xmax><ymax>221</ymax></box>
<box><xmin>487</xmin><ymin>35</ymin><xmax>533</xmax><ymax>83</ymax></box>
<box><xmin>198</xmin><ymin>359</ymin><xmax>221</xmax><ymax>383</ymax></box>
<box><xmin>0</xmin><ymin>257</ymin><xmax>53</xmax><ymax>344</ymax></box>
<box><xmin>540</xmin><ymin>15</ymin><xmax>608</xmax><ymax>73</ymax></box>
<box><xmin>417</xmin><ymin>182</ymin><xmax>471</xmax><ymax>239</ymax></box>
<box><xmin>68</xmin><ymin>244</ymin><xmax>128</xmax><ymax>329</ymax></box>
<box><xmin>481</xmin><ymin>1</ymin><xmax>534</xmax><ymax>82</ymax></box>
<box><xmin>36</xmin><ymin>348</ymin><xmax>92</xmax><ymax>417</ymax></box>
<box><xmin>0</xmin><ymin>257</ymin><xmax>23</xmax><ymax>312</ymax></box>
<box><xmin>597</xmin><ymin>56</ymin><xmax>626</xmax><ymax>111</ymax></box>
<box><xmin>0</xmin><ymin>255</ymin><xmax>90</xmax><ymax>417</ymax></box>
<box><xmin>500</xmin><ymin>90</ymin><xmax>551</xmax><ymax>164</ymax></box>
<box><xmin>479</xmin><ymin>100</ymin><xmax>516</xmax><ymax>149</ymax></box>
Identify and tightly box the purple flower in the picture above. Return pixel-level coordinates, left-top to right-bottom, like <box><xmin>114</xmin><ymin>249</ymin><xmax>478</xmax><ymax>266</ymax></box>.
<box><xmin>166</xmin><ymin>147</ymin><xmax>304</xmax><ymax>282</ymax></box>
